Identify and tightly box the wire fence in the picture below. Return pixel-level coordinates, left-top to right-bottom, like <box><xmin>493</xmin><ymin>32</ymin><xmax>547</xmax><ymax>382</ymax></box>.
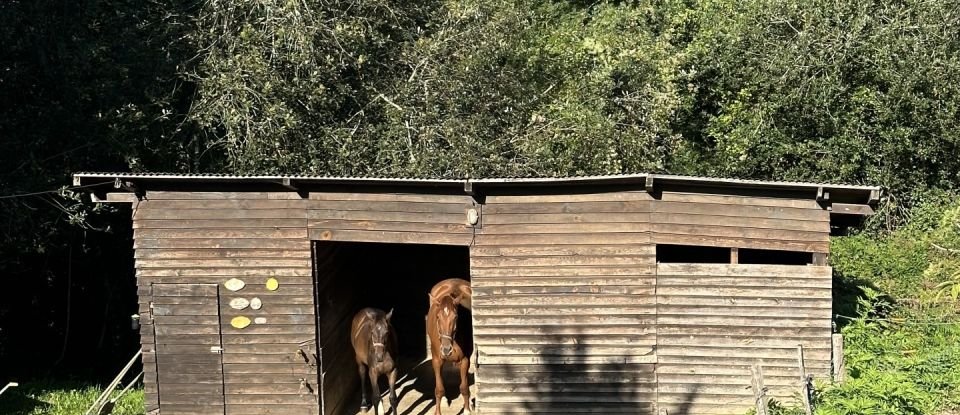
<box><xmin>835</xmin><ymin>313</ymin><xmax>960</xmax><ymax>326</ymax></box>
<box><xmin>0</xmin><ymin>180</ymin><xmax>114</xmax><ymax>200</ymax></box>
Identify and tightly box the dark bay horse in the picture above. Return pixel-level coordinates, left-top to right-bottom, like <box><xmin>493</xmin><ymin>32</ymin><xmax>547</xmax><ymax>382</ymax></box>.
<box><xmin>350</xmin><ymin>308</ymin><xmax>399</xmax><ymax>415</ymax></box>
<box><xmin>426</xmin><ymin>278</ymin><xmax>473</xmax><ymax>415</ymax></box>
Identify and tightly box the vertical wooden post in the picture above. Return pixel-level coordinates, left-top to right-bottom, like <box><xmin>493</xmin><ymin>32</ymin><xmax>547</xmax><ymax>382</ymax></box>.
<box><xmin>750</xmin><ymin>364</ymin><xmax>768</xmax><ymax>415</ymax></box>
<box><xmin>730</xmin><ymin>247</ymin><xmax>739</xmax><ymax>264</ymax></box>
<box><xmin>798</xmin><ymin>345</ymin><xmax>812</xmax><ymax>415</ymax></box>
<box><xmin>812</xmin><ymin>252</ymin><xmax>828</xmax><ymax>266</ymax></box>
<box><xmin>832</xmin><ymin>334</ymin><xmax>845</xmax><ymax>383</ymax></box>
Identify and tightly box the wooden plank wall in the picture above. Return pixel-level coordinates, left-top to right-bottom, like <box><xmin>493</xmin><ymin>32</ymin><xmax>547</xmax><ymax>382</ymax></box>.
<box><xmin>134</xmin><ymin>192</ymin><xmax>319</xmax><ymax>415</ymax></box>
<box><xmin>652</xmin><ymin>191</ymin><xmax>833</xmax><ymax>414</ymax></box>
<box><xmin>471</xmin><ymin>190</ymin><xmax>658</xmax><ymax>414</ymax></box>
<box><xmin>652</xmin><ymin>191</ymin><xmax>831</xmax><ymax>252</ymax></box>
<box><xmin>306</xmin><ymin>192</ymin><xmax>474</xmax><ymax>245</ymax></box>
<box><xmin>655</xmin><ymin>264</ymin><xmax>832</xmax><ymax>414</ymax></box>
<box><xmin>128</xmin><ymin>185</ymin><xmax>837</xmax><ymax>415</ymax></box>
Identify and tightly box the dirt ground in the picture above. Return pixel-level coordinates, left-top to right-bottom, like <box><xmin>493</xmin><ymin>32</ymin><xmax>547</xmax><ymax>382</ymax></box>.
<box><xmin>348</xmin><ymin>356</ymin><xmax>479</xmax><ymax>415</ymax></box>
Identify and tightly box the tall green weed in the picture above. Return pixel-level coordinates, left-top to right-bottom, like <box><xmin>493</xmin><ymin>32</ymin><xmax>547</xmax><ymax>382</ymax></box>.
<box><xmin>756</xmin><ymin>193</ymin><xmax>960</xmax><ymax>415</ymax></box>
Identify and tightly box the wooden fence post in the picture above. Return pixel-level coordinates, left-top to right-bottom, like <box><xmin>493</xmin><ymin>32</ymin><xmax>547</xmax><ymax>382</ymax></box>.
<box><xmin>798</xmin><ymin>345</ymin><xmax>812</xmax><ymax>415</ymax></box>
<box><xmin>750</xmin><ymin>364</ymin><xmax>769</xmax><ymax>415</ymax></box>
<box><xmin>832</xmin><ymin>334</ymin><xmax>845</xmax><ymax>383</ymax></box>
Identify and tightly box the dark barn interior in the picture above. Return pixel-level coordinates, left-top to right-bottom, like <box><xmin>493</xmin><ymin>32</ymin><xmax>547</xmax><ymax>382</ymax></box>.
<box><xmin>313</xmin><ymin>241</ymin><xmax>472</xmax><ymax>414</ymax></box>
<box><xmin>656</xmin><ymin>244</ymin><xmax>814</xmax><ymax>265</ymax></box>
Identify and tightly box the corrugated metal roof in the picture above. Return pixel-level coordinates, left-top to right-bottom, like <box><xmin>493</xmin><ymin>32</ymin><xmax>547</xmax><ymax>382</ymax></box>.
<box><xmin>74</xmin><ymin>171</ymin><xmax>462</xmax><ymax>181</ymax></box>
<box><xmin>476</xmin><ymin>173</ymin><xmax>880</xmax><ymax>191</ymax></box>
<box><xmin>73</xmin><ymin>171</ymin><xmax>883</xmax><ymax>209</ymax></box>
<box><xmin>73</xmin><ymin>171</ymin><xmax>880</xmax><ymax>191</ymax></box>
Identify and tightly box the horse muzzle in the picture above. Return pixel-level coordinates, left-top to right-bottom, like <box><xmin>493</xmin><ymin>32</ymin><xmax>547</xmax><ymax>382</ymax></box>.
<box><xmin>373</xmin><ymin>343</ymin><xmax>386</xmax><ymax>362</ymax></box>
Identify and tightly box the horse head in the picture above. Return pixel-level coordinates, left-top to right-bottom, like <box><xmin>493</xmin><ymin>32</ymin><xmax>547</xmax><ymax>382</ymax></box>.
<box><xmin>370</xmin><ymin>308</ymin><xmax>393</xmax><ymax>363</ymax></box>
<box><xmin>430</xmin><ymin>292</ymin><xmax>463</xmax><ymax>358</ymax></box>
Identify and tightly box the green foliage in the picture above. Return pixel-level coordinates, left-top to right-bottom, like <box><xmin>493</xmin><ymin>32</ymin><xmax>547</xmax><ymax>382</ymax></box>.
<box><xmin>0</xmin><ymin>0</ymin><xmax>185</xmax><ymax>380</ymax></box>
<box><xmin>813</xmin><ymin>311</ymin><xmax>960</xmax><ymax>415</ymax></box>
<box><xmin>5</xmin><ymin>0</ymin><xmax>960</xmax><ymax>397</ymax></box>
<box><xmin>815</xmin><ymin>371</ymin><xmax>932</xmax><ymax>415</ymax></box>
<box><xmin>931</xmin><ymin>205</ymin><xmax>960</xmax><ymax>301</ymax></box>
<box><xmin>676</xmin><ymin>0</ymin><xmax>960</xmax><ymax>198</ymax></box>
<box><xmin>745</xmin><ymin>399</ymin><xmax>807</xmax><ymax>415</ymax></box>
<box><xmin>169</xmin><ymin>0</ymin><xmax>960</xmax><ymax>203</ymax></box>
<box><xmin>185</xmin><ymin>0</ymin><xmax>443</xmax><ymax>174</ymax></box>
<box><xmin>822</xmin><ymin>197</ymin><xmax>960</xmax><ymax>414</ymax></box>
<box><xmin>0</xmin><ymin>383</ymin><xmax>143</xmax><ymax>415</ymax></box>
<box><xmin>185</xmin><ymin>0</ymin><xmax>687</xmax><ymax>177</ymax></box>
<box><xmin>831</xmin><ymin>232</ymin><xmax>929</xmax><ymax>299</ymax></box>
<box><xmin>757</xmin><ymin>197</ymin><xmax>960</xmax><ymax>415</ymax></box>
<box><xmin>832</xmin><ymin>191</ymin><xmax>960</xmax><ymax>298</ymax></box>
<box><xmin>0</xmin><ymin>0</ymin><xmax>188</xmax><ymax>257</ymax></box>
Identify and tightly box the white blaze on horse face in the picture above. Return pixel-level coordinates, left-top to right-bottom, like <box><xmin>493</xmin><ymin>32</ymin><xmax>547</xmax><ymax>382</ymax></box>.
<box><xmin>372</xmin><ymin>322</ymin><xmax>389</xmax><ymax>362</ymax></box>
<box><xmin>444</xmin><ymin>307</ymin><xmax>450</xmax><ymax>316</ymax></box>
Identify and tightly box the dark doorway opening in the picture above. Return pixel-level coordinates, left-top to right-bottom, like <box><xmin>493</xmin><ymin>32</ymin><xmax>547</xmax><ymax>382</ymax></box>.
<box><xmin>312</xmin><ymin>241</ymin><xmax>472</xmax><ymax>415</ymax></box>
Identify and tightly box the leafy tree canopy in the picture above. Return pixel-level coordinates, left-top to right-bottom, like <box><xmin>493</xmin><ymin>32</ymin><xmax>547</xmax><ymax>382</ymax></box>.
<box><xmin>2</xmin><ymin>0</ymin><xmax>960</xmax><ymax>380</ymax></box>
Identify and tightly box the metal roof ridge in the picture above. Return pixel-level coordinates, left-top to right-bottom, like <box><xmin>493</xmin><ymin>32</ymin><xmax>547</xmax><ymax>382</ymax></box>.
<box><xmin>72</xmin><ymin>172</ymin><xmax>461</xmax><ymax>180</ymax></box>
<box><xmin>72</xmin><ymin>171</ymin><xmax>881</xmax><ymax>191</ymax></box>
<box><xmin>646</xmin><ymin>173</ymin><xmax>880</xmax><ymax>190</ymax></box>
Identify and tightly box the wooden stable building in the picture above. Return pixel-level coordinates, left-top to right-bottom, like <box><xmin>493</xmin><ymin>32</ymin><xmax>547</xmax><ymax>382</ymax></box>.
<box><xmin>73</xmin><ymin>172</ymin><xmax>880</xmax><ymax>415</ymax></box>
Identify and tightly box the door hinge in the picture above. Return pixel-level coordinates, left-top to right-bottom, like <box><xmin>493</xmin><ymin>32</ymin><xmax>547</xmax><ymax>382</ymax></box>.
<box><xmin>210</xmin><ymin>346</ymin><xmax>224</xmax><ymax>354</ymax></box>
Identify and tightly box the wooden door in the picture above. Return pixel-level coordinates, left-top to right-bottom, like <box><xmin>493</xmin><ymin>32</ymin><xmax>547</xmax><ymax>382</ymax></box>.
<box><xmin>152</xmin><ymin>283</ymin><xmax>226</xmax><ymax>415</ymax></box>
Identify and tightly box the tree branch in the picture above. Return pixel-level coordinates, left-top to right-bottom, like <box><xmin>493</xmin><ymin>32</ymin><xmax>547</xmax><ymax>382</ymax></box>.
<box><xmin>932</xmin><ymin>243</ymin><xmax>960</xmax><ymax>254</ymax></box>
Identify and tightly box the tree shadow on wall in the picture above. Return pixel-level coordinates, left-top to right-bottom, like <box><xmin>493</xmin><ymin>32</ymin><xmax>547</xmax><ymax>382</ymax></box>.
<box><xmin>493</xmin><ymin>322</ymin><xmax>699</xmax><ymax>414</ymax></box>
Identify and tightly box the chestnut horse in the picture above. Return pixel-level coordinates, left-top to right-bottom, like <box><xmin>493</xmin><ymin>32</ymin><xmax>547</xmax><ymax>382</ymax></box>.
<box><xmin>426</xmin><ymin>278</ymin><xmax>473</xmax><ymax>414</ymax></box>
<box><xmin>350</xmin><ymin>308</ymin><xmax>399</xmax><ymax>415</ymax></box>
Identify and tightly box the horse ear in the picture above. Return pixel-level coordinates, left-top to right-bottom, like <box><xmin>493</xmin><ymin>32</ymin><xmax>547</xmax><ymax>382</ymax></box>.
<box><xmin>452</xmin><ymin>292</ymin><xmax>464</xmax><ymax>305</ymax></box>
<box><xmin>385</xmin><ymin>308</ymin><xmax>393</xmax><ymax>321</ymax></box>
<box><xmin>428</xmin><ymin>293</ymin><xmax>438</xmax><ymax>305</ymax></box>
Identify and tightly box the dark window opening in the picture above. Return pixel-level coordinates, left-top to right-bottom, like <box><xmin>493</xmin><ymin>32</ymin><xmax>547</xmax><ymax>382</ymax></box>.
<box><xmin>739</xmin><ymin>248</ymin><xmax>812</xmax><ymax>265</ymax></box>
<box><xmin>656</xmin><ymin>244</ymin><xmax>730</xmax><ymax>263</ymax></box>
<box><xmin>657</xmin><ymin>244</ymin><xmax>814</xmax><ymax>265</ymax></box>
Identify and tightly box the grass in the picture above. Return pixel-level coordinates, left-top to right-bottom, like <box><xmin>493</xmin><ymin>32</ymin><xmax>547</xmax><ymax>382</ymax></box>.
<box><xmin>0</xmin><ymin>382</ymin><xmax>143</xmax><ymax>415</ymax></box>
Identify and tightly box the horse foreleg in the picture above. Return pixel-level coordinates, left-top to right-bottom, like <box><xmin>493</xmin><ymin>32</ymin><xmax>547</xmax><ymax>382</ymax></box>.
<box><xmin>369</xmin><ymin>367</ymin><xmax>382</xmax><ymax>415</ymax></box>
<box><xmin>359</xmin><ymin>363</ymin><xmax>371</xmax><ymax>411</ymax></box>
<box><xmin>458</xmin><ymin>357</ymin><xmax>472</xmax><ymax>413</ymax></box>
<box><xmin>432</xmin><ymin>357</ymin><xmax>445</xmax><ymax>415</ymax></box>
<box><xmin>387</xmin><ymin>368</ymin><xmax>399</xmax><ymax>415</ymax></box>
